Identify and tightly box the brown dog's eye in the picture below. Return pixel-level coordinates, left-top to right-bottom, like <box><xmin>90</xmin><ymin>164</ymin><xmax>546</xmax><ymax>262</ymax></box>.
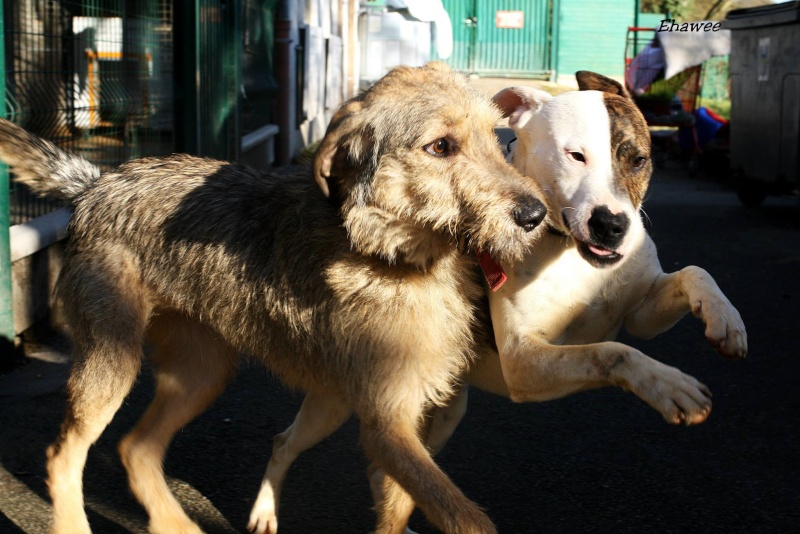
<box><xmin>633</xmin><ymin>156</ymin><xmax>648</xmax><ymax>168</ymax></box>
<box><xmin>425</xmin><ymin>138</ymin><xmax>453</xmax><ymax>157</ymax></box>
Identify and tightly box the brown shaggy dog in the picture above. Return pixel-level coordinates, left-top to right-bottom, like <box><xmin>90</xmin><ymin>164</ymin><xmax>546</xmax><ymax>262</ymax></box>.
<box><xmin>0</xmin><ymin>62</ymin><xmax>547</xmax><ymax>534</ymax></box>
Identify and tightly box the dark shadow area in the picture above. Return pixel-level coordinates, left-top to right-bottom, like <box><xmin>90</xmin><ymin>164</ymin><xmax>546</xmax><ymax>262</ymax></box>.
<box><xmin>0</xmin><ymin>336</ymin><xmax>25</xmax><ymax>374</ymax></box>
<box><xmin>0</xmin><ymin>512</ymin><xmax>24</xmax><ymax>533</ymax></box>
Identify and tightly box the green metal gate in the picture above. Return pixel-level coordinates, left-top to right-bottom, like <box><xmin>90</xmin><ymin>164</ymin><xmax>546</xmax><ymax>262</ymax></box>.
<box><xmin>174</xmin><ymin>0</ymin><xmax>242</xmax><ymax>161</ymax></box>
<box><xmin>0</xmin><ymin>0</ymin><xmax>254</xmax><ymax>350</ymax></box>
<box><xmin>0</xmin><ymin>7</ymin><xmax>11</xmax><ymax>344</ymax></box>
<box><xmin>3</xmin><ymin>0</ymin><xmax>177</xmax><ymax>225</ymax></box>
<box><xmin>1</xmin><ymin>0</ymin><xmax>178</xmax><ymax>348</ymax></box>
<box><xmin>442</xmin><ymin>0</ymin><xmax>553</xmax><ymax>78</ymax></box>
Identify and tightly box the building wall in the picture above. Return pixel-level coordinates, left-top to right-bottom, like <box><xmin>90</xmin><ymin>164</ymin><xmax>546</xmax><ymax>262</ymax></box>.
<box><xmin>555</xmin><ymin>1</ymin><xmax>664</xmax><ymax>85</ymax></box>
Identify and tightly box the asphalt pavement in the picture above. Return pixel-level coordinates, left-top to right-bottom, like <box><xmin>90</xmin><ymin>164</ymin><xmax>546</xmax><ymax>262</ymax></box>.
<box><xmin>1</xmin><ymin>161</ymin><xmax>798</xmax><ymax>533</ymax></box>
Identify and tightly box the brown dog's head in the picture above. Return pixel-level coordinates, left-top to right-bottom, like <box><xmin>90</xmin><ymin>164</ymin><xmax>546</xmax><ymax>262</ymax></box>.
<box><xmin>493</xmin><ymin>71</ymin><xmax>652</xmax><ymax>269</ymax></box>
<box><xmin>313</xmin><ymin>62</ymin><xmax>547</xmax><ymax>268</ymax></box>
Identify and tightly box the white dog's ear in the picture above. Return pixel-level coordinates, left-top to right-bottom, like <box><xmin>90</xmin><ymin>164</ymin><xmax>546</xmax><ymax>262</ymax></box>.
<box><xmin>575</xmin><ymin>71</ymin><xmax>631</xmax><ymax>99</ymax></box>
<box><xmin>493</xmin><ymin>87</ymin><xmax>552</xmax><ymax>129</ymax></box>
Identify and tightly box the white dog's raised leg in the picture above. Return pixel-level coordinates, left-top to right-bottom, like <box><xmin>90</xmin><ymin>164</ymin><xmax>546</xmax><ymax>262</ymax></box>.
<box><xmin>624</xmin><ymin>266</ymin><xmax>748</xmax><ymax>359</ymax></box>
<box><xmin>498</xmin><ymin>338</ymin><xmax>713</xmax><ymax>425</ymax></box>
<box><xmin>247</xmin><ymin>392</ymin><xmax>351</xmax><ymax>534</ymax></box>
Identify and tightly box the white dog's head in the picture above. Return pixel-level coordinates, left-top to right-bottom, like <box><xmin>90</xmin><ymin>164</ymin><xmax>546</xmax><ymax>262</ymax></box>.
<box><xmin>494</xmin><ymin>71</ymin><xmax>652</xmax><ymax>269</ymax></box>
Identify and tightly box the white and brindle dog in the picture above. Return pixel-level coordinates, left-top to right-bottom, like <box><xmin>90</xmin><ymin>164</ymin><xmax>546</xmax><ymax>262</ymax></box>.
<box><xmin>245</xmin><ymin>71</ymin><xmax>747</xmax><ymax>534</ymax></box>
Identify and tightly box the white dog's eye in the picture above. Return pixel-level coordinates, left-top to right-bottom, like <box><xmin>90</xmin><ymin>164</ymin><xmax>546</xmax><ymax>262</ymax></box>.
<box><xmin>425</xmin><ymin>138</ymin><xmax>454</xmax><ymax>157</ymax></box>
<box><xmin>566</xmin><ymin>151</ymin><xmax>586</xmax><ymax>163</ymax></box>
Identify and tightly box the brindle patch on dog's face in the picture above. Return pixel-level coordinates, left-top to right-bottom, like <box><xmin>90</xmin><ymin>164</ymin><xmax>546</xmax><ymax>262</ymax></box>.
<box><xmin>314</xmin><ymin>62</ymin><xmax>548</xmax><ymax>268</ymax></box>
<box><xmin>604</xmin><ymin>93</ymin><xmax>652</xmax><ymax>208</ymax></box>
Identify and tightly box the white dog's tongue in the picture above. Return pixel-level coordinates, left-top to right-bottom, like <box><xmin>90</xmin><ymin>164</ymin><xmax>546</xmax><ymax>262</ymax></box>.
<box><xmin>588</xmin><ymin>244</ymin><xmax>615</xmax><ymax>256</ymax></box>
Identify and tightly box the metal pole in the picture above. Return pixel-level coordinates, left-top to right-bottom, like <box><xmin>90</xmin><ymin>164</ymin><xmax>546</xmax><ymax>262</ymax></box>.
<box><xmin>274</xmin><ymin>0</ymin><xmax>298</xmax><ymax>166</ymax></box>
<box><xmin>0</xmin><ymin>5</ymin><xmax>16</xmax><ymax>344</ymax></box>
<box><xmin>223</xmin><ymin>0</ymin><xmax>242</xmax><ymax>162</ymax></box>
<box><xmin>174</xmin><ymin>1</ymin><xmax>201</xmax><ymax>155</ymax></box>
<box><xmin>634</xmin><ymin>0</ymin><xmax>640</xmax><ymax>55</ymax></box>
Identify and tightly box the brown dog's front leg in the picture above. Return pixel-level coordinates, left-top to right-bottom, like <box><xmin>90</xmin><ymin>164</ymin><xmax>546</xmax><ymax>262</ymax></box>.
<box><xmin>498</xmin><ymin>339</ymin><xmax>713</xmax><ymax>425</ymax></box>
<box><xmin>360</xmin><ymin>417</ymin><xmax>497</xmax><ymax>534</ymax></box>
<box><xmin>625</xmin><ymin>266</ymin><xmax>747</xmax><ymax>359</ymax></box>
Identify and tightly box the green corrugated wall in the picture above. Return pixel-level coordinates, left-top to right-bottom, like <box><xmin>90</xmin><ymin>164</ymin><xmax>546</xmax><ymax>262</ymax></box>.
<box><xmin>441</xmin><ymin>0</ymin><xmax>667</xmax><ymax>80</ymax></box>
<box><xmin>555</xmin><ymin>1</ymin><xmax>664</xmax><ymax>79</ymax></box>
<box><xmin>442</xmin><ymin>0</ymin><xmax>552</xmax><ymax>77</ymax></box>
<box><xmin>473</xmin><ymin>0</ymin><xmax>551</xmax><ymax>76</ymax></box>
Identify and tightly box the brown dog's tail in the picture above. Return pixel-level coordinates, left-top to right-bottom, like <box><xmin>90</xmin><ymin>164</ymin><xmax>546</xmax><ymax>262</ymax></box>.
<box><xmin>0</xmin><ymin>118</ymin><xmax>100</xmax><ymax>202</ymax></box>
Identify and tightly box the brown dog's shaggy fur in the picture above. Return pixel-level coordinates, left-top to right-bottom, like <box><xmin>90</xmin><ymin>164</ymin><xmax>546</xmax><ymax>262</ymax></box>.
<box><xmin>0</xmin><ymin>62</ymin><xmax>547</xmax><ymax>534</ymax></box>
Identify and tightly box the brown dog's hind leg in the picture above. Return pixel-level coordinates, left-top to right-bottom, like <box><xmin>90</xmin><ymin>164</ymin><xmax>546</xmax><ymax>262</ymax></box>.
<box><xmin>47</xmin><ymin>258</ymin><xmax>150</xmax><ymax>534</ymax></box>
<box><xmin>118</xmin><ymin>312</ymin><xmax>237</xmax><ymax>534</ymax></box>
<box><xmin>47</xmin><ymin>340</ymin><xmax>143</xmax><ymax>534</ymax></box>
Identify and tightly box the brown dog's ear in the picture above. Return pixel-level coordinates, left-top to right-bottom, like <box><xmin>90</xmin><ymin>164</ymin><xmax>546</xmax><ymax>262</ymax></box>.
<box><xmin>313</xmin><ymin>98</ymin><xmax>364</xmax><ymax>197</ymax></box>
<box><xmin>493</xmin><ymin>86</ymin><xmax>552</xmax><ymax>128</ymax></box>
<box><xmin>575</xmin><ymin>71</ymin><xmax>631</xmax><ymax>99</ymax></box>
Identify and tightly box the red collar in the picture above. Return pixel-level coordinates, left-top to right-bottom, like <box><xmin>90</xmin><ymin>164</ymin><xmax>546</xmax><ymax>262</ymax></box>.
<box><xmin>476</xmin><ymin>251</ymin><xmax>507</xmax><ymax>292</ymax></box>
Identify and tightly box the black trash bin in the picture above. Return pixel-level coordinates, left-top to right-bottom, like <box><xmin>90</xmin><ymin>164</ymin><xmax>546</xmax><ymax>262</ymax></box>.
<box><xmin>723</xmin><ymin>2</ymin><xmax>800</xmax><ymax>206</ymax></box>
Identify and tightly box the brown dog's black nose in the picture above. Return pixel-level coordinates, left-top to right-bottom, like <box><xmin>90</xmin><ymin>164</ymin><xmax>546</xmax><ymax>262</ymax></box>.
<box><xmin>588</xmin><ymin>206</ymin><xmax>629</xmax><ymax>249</ymax></box>
<box><xmin>513</xmin><ymin>197</ymin><xmax>547</xmax><ymax>232</ymax></box>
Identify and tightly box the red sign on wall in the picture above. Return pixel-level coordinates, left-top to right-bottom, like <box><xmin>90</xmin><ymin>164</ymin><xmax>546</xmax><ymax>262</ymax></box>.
<box><xmin>496</xmin><ymin>10</ymin><xmax>524</xmax><ymax>29</ymax></box>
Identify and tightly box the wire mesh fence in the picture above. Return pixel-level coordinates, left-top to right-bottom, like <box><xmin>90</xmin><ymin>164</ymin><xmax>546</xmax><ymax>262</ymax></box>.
<box><xmin>4</xmin><ymin>0</ymin><xmax>175</xmax><ymax>225</ymax></box>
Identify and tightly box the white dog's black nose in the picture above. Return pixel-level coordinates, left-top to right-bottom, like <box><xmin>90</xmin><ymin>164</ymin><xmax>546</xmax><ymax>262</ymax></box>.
<box><xmin>588</xmin><ymin>206</ymin><xmax>629</xmax><ymax>249</ymax></box>
<box><xmin>513</xmin><ymin>197</ymin><xmax>547</xmax><ymax>232</ymax></box>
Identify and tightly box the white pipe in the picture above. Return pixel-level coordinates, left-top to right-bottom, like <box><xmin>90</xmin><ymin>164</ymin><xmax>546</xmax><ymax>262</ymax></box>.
<box><xmin>9</xmin><ymin>208</ymin><xmax>71</xmax><ymax>263</ymax></box>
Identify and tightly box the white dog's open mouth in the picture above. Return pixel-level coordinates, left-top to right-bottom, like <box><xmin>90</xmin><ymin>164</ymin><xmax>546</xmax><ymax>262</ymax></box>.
<box><xmin>576</xmin><ymin>240</ymin><xmax>623</xmax><ymax>268</ymax></box>
<box><xmin>561</xmin><ymin>214</ymin><xmax>625</xmax><ymax>268</ymax></box>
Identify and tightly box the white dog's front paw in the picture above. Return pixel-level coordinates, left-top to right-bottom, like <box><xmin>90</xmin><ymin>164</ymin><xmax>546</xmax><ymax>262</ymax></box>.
<box><xmin>632</xmin><ymin>361</ymin><xmax>713</xmax><ymax>425</ymax></box>
<box><xmin>247</xmin><ymin>495</ymin><xmax>278</xmax><ymax>534</ymax></box>
<box><xmin>692</xmin><ymin>297</ymin><xmax>748</xmax><ymax>359</ymax></box>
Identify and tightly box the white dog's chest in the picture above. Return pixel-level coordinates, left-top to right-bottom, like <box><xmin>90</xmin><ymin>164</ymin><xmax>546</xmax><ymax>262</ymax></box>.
<box><xmin>493</xmin><ymin>239</ymin><xmax>650</xmax><ymax>345</ymax></box>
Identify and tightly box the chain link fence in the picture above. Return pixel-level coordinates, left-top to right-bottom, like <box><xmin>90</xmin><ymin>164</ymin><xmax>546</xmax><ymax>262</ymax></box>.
<box><xmin>4</xmin><ymin>0</ymin><xmax>175</xmax><ymax>225</ymax></box>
